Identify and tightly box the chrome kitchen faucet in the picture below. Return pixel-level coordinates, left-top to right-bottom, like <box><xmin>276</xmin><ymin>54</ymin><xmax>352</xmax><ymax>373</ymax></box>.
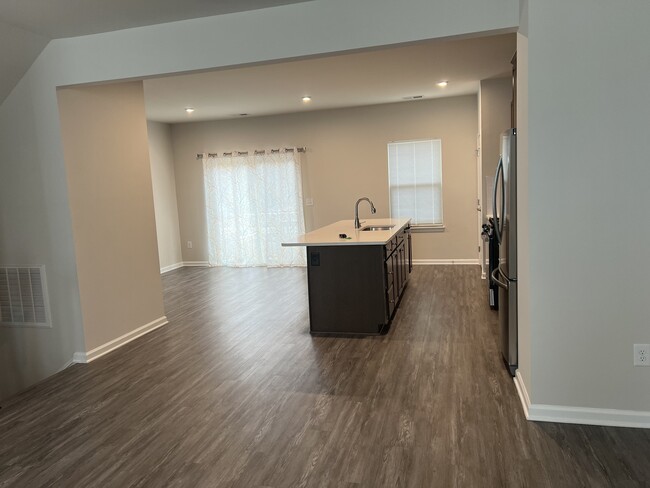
<box><xmin>354</xmin><ymin>197</ymin><xmax>376</xmax><ymax>229</ymax></box>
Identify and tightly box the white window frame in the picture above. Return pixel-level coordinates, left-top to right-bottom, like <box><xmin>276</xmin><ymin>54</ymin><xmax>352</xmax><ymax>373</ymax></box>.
<box><xmin>387</xmin><ymin>139</ymin><xmax>445</xmax><ymax>232</ymax></box>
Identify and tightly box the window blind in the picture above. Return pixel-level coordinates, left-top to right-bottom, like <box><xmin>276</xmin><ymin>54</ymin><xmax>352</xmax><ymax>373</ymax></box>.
<box><xmin>388</xmin><ymin>139</ymin><xmax>443</xmax><ymax>226</ymax></box>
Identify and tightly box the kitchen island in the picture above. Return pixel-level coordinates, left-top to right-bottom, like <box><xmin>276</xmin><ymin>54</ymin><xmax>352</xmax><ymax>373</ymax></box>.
<box><xmin>283</xmin><ymin>218</ymin><xmax>412</xmax><ymax>335</ymax></box>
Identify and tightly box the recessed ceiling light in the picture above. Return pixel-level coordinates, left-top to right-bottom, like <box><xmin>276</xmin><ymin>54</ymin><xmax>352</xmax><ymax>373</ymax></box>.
<box><xmin>185</xmin><ymin>107</ymin><xmax>195</xmax><ymax>113</ymax></box>
<box><xmin>436</xmin><ymin>81</ymin><xmax>449</xmax><ymax>87</ymax></box>
<box><xmin>302</xmin><ymin>96</ymin><xmax>312</xmax><ymax>103</ymax></box>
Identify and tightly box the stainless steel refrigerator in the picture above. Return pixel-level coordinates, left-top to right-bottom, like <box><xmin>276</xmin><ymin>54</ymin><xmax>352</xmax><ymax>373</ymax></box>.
<box><xmin>491</xmin><ymin>129</ymin><xmax>517</xmax><ymax>376</ymax></box>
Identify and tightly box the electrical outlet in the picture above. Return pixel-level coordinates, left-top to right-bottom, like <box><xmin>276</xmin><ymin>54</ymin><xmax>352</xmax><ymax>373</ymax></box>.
<box><xmin>187</xmin><ymin>241</ymin><xmax>193</xmax><ymax>249</ymax></box>
<box><xmin>305</xmin><ymin>198</ymin><xmax>314</xmax><ymax>206</ymax></box>
<box><xmin>634</xmin><ymin>344</ymin><xmax>649</xmax><ymax>366</ymax></box>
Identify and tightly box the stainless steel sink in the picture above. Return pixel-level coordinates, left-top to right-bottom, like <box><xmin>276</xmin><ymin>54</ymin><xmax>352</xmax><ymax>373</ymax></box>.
<box><xmin>361</xmin><ymin>225</ymin><xmax>394</xmax><ymax>231</ymax></box>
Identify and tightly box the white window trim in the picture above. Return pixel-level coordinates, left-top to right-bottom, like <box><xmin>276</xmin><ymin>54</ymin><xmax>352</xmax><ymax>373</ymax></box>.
<box><xmin>410</xmin><ymin>225</ymin><xmax>446</xmax><ymax>233</ymax></box>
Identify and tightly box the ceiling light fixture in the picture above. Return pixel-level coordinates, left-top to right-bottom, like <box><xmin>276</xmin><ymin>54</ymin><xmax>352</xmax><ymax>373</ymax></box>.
<box><xmin>302</xmin><ymin>96</ymin><xmax>312</xmax><ymax>103</ymax></box>
<box><xmin>185</xmin><ymin>107</ymin><xmax>195</xmax><ymax>113</ymax></box>
<box><xmin>436</xmin><ymin>81</ymin><xmax>449</xmax><ymax>87</ymax></box>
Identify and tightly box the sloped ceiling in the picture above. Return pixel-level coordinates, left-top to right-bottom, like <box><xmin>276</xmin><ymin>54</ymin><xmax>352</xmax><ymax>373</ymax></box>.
<box><xmin>0</xmin><ymin>0</ymin><xmax>313</xmax><ymax>104</ymax></box>
<box><xmin>0</xmin><ymin>20</ymin><xmax>49</xmax><ymax>104</ymax></box>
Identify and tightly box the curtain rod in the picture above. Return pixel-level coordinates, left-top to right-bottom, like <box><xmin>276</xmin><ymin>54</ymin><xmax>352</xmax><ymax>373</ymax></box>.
<box><xmin>196</xmin><ymin>147</ymin><xmax>306</xmax><ymax>159</ymax></box>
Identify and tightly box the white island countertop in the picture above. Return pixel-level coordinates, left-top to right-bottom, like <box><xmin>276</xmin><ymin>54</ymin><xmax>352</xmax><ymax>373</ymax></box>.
<box><xmin>282</xmin><ymin>218</ymin><xmax>411</xmax><ymax>247</ymax></box>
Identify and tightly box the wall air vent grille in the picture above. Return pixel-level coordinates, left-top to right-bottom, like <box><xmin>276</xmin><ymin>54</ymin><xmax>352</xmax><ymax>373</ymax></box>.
<box><xmin>0</xmin><ymin>266</ymin><xmax>51</xmax><ymax>328</ymax></box>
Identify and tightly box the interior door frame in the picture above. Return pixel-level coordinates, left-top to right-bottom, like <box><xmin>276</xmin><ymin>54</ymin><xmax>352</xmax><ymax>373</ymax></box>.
<box><xmin>477</xmin><ymin>91</ymin><xmax>486</xmax><ymax>279</ymax></box>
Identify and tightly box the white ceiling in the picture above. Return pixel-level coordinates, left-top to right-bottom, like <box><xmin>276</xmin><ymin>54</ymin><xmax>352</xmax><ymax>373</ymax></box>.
<box><xmin>144</xmin><ymin>33</ymin><xmax>516</xmax><ymax>124</ymax></box>
<box><xmin>0</xmin><ymin>0</ymin><xmax>313</xmax><ymax>104</ymax></box>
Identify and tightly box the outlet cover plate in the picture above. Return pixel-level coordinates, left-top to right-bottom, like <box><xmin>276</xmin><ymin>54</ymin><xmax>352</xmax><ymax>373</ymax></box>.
<box><xmin>634</xmin><ymin>344</ymin><xmax>649</xmax><ymax>366</ymax></box>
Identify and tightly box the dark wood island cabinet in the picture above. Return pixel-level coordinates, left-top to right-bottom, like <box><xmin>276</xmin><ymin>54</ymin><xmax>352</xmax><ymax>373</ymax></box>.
<box><xmin>283</xmin><ymin>219</ymin><xmax>412</xmax><ymax>336</ymax></box>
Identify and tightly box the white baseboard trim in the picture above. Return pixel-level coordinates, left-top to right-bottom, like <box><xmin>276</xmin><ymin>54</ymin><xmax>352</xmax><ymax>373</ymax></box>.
<box><xmin>58</xmin><ymin>359</ymin><xmax>75</xmax><ymax>372</ymax></box>
<box><xmin>413</xmin><ymin>259</ymin><xmax>480</xmax><ymax>265</ymax></box>
<box><xmin>182</xmin><ymin>261</ymin><xmax>210</xmax><ymax>267</ymax></box>
<box><xmin>160</xmin><ymin>261</ymin><xmax>210</xmax><ymax>274</ymax></box>
<box><xmin>513</xmin><ymin>370</ymin><xmax>532</xmax><ymax>419</ymax></box>
<box><xmin>72</xmin><ymin>352</ymin><xmax>87</xmax><ymax>363</ymax></box>
<box><xmin>73</xmin><ymin>316</ymin><xmax>168</xmax><ymax>364</ymax></box>
<box><xmin>514</xmin><ymin>370</ymin><xmax>650</xmax><ymax>429</ymax></box>
<box><xmin>160</xmin><ymin>262</ymin><xmax>184</xmax><ymax>274</ymax></box>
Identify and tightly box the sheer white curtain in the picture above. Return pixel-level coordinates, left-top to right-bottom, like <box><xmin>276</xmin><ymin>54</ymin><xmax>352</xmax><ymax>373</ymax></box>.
<box><xmin>203</xmin><ymin>151</ymin><xmax>306</xmax><ymax>267</ymax></box>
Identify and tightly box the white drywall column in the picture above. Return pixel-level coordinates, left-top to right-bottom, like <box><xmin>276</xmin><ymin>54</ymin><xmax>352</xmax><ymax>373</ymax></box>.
<box><xmin>525</xmin><ymin>0</ymin><xmax>650</xmax><ymax>412</ymax></box>
<box><xmin>57</xmin><ymin>82</ymin><xmax>166</xmax><ymax>352</ymax></box>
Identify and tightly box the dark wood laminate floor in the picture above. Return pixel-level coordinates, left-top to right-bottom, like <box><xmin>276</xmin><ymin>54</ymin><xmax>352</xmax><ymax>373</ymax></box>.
<box><xmin>0</xmin><ymin>266</ymin><xmax>649</xmax><ymax>487</ymax></box>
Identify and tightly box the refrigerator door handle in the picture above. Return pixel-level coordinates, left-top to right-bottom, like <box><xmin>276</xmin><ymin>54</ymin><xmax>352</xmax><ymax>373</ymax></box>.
<box><xmin>491</xmin><ymin>266</ymin><xmax>509</xmax><ymax>290</ymax></box>
<box><xmin>493</xmin><ymin>157</ymin><xmax>504</xmax><ymax>244</ymax></box>
<box><xmin>500</xmin><ymin>159</ymin><xmax>506</xmax><ymax>238</ymax></box>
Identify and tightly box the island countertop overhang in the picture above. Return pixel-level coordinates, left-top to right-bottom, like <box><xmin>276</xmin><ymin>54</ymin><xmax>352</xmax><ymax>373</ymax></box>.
<box><xmin>282</xmin><ymin>218</ymin><xmax>411</xmax><ymax>247</ymax></box>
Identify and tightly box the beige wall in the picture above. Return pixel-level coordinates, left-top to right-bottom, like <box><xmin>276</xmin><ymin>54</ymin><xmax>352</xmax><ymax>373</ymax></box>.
<box><xmin>171</xmin><ymin>96</ymin><xmax>479</xmax><ymax>262</ymax></box>
<box><xmin>480</xmin><ymin>77</ymin><xmax>512</xmax><ymax>220</ymax></box>
<box><xmin>147</xmin><ymin>121</ymin><xmax>183</xmax><ymax>270</ymax></box>
<box><xmin>57</xmin><ymin>82</ymin><xmax>165</xmax><ymax>351</ymax></box>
